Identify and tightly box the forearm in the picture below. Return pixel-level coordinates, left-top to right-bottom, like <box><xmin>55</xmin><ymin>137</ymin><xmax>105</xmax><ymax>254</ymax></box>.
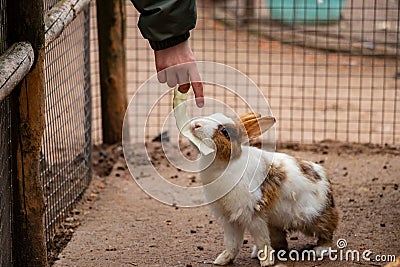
<box><xmin>130</xmin><ymin>0</ymin><xmax>197</xmax><ymax>50</ymax></box>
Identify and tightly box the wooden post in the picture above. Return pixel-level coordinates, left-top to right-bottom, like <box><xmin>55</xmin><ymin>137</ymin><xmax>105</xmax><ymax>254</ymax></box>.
<box><xmin>96</xmin><ymin>0</ymin><xmax>127</xmax><ymax>144</ymax></box>
<box><xmin>7</xmin><ymin>0</ymin><xmax>48</xmax><ymax>266</ymax></box>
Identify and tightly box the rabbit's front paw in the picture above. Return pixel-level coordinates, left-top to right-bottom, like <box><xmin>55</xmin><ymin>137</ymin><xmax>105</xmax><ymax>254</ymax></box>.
<box><xmin>251</xmin><ymin>245</ymin><xmax>258</xmax><ymax>258</ymax></box>
<box><xmin>257</xmin><ymin>246</ymin><xmax>275</xmax><ymax>266</ymax></box>
<box><xmin>259</xmin><ymin>256</ymin><xmax>274</xmax><ymax>266</ymax></box>
<box><xmin>214</xmin><ymin>250</ymin><xmax>234</xmax><ymax>265</ymax></box>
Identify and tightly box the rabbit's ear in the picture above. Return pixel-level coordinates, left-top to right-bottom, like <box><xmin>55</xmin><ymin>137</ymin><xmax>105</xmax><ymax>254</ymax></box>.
<box><xmin>240</xmin><ymin>112</ymin><xmax>261</xmax><ymax>122</ymax></box>
<box><xmin>242</xmin><ymin>116</ymin><xmax>276</xmax><ymax>139</ymax></box>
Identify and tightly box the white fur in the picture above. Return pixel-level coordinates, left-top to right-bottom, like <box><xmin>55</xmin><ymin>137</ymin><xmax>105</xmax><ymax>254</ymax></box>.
<box><xmin>195</xmin><ymin>113</ymin><xmax>333</xmax><ymax>266</ymax></box>
<box><xmin>191</xmin><ymin>113</ymin><xmax>235</xmax><ymax>141</ymax></box>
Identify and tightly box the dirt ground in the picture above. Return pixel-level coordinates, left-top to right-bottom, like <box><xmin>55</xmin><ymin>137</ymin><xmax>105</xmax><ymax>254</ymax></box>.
<box><xmin>53</xmin><ymin>141</ymin><xmax>399</xmax><ymax>267</ymax></box>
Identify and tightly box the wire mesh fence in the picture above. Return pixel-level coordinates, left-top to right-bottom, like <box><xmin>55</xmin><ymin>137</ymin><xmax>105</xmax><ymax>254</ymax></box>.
<box><xmin>41</xmin><ymin>3</ymin><xmax>92</xmax><ymax>250</ymax></box>
<box><xmin>0</xmin><ymin>0</ymin><xmax>6</xmax><ymax>53</ymax></box>
<box><xmin>123</xmin><ymin>0</ymin><xmax>399</xmax><ymax>145</ymax></box>
<box><xmin>0</xmin><ymin>0</ymin><xmax>13</xmax><ymax>264</ymax></box>
<box><xmin>0</xmin><ymin>97</ymin><xmax>12</xmax><ymax>267</ymax></box>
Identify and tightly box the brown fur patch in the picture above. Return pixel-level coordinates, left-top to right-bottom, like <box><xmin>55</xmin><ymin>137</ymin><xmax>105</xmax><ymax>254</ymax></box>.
<box><xmin>212</xmin><ymin>124</ymin><xmax>241</xmax><ymax>161</ymax></box>
<box><xmin>239</xmin><ymin>112</ymin><xmax>261</xmax><ymax>122</ymax></box>
<box><xmin>326</xmin><ymin>186</ymin><xmax>335</xmax><ymax>208</ymax></box>
<box><xmin>296</xmin><ymin>158</ymin><xmax>322</xmax><ymax>183</ymax></box>
<box><xmin>260</xmin><ymin>163</ymin><xmax>286</xmax><ymax>208</ymax></box>
<box><xmin>243</xmin><ymin>119</ymin><xmax>263</xmax><ymax>139</ymax></box>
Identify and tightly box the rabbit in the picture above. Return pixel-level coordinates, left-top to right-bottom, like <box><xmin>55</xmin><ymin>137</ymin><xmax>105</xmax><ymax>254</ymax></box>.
<box><xmin>190</xmin><ymin>112</ymin><xmax>339</xmax><ymax>266</ymax></box>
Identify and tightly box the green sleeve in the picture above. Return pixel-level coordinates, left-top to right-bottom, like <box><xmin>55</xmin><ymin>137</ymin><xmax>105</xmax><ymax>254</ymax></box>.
<box><xmin>130</xmin><ymin>0</ymin><xmax>197</xmax><ymax>50</ymax></box>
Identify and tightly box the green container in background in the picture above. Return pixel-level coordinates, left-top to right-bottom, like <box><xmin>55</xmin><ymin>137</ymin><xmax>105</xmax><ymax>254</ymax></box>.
<box><xmin>267</xmin><ymin>0</ymin><xmax>347</xmax><ymax>24</ymax></box>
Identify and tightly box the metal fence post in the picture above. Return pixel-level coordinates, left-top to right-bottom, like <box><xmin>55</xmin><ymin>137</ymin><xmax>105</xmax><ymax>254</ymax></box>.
<box><xmin>96</xmin><ymin>0</ymin><xmax>127</xmax><ymax>144</ymax></box>
<box><xmin>7</xmin><ymin>0</ymin><xmax>48</xmax><ymax>265</ymax></box>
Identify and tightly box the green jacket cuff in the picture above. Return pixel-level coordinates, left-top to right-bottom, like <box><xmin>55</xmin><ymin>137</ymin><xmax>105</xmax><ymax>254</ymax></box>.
<box><xmin>149</xmin><ymin>32</ymin><xmax>190</xmax><ymax>51</ymax></box>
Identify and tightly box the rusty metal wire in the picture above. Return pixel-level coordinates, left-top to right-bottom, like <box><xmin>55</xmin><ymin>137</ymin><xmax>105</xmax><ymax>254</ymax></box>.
<box><xmin>123</xmin><ymin>0</ymin><xmax>399</xmax><ymax>145</ymax></box>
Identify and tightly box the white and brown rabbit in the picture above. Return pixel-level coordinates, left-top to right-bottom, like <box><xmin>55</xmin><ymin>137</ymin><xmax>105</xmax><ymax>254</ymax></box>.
<box><xmin>190</xmin><ymin>112</ymin><xmax>339</xmax><ymax>266</ymax></box>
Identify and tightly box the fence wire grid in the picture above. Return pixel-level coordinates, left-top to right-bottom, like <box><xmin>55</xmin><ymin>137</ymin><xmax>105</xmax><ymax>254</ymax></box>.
<box><xmin>0</xmin><ymin>96</ymin><xmax>12</xmax><ymax>267</ymax></box>
<box><xmin>0</xmin><ymin>0</ymin><xmax>13</xmax><ymax>264</ymax></box>
<box><xmin>41</xmin><ymin>2</ymin><xmax>92</xmax><ymax>250</ymax></box>
<box><xmin>120</xmin><ymin>0</ymin><xmax>399</xmax><ymax>145</ymax></box>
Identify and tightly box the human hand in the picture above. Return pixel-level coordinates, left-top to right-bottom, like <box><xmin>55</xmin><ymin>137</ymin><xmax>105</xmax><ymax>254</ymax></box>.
<box><xmin>154</xmin><ymin>40</ymin><xmax>204</xmax><ymax>107</ymax></box>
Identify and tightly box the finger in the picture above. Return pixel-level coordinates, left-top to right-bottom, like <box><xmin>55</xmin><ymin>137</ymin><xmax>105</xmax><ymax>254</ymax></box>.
<box><xmin>157</xmin><ymin>69</ymin><xmax>167</xmax><ymax>83</ymax></box>
<box><xmin>177</xmin><ymin>67</ymin><xmax>190</xmax><ymax>93</ymax></box>
<box><xmin>192</xmin><ymin>81</ymin><xmax>204</xmax><ymax>107</ymax></box>
<box><xmin>189</xmin><ymin>65</ymin><xmax>204</xmax><ymax>108</ymax></box>
<box><xmin>177</xmin><ymin>66</ymin><xmax>190</xmax><ymax>85</ymax></box>
<box><xmin>166</xmin><ymin>71</ymin><xmax>178</xmax><ymax>88</ymax></box>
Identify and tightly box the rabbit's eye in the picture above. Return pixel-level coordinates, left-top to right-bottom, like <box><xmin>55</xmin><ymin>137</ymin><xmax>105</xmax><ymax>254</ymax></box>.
<box><xmin>220</xmin><ymin>127</ymin><xmax>230</xmax><ymax>140</ymax></box>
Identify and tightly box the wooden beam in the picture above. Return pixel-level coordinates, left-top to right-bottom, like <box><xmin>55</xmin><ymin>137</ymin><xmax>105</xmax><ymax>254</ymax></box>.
<box><xmin>96</xmin><ymin>0</ymin><xmax>127</xmax><ymax>144</ymax></box>
<box><xmin>44</xmin><ymin>0</ymin><xmax>91</xmax><ymax>47</ymax></box>
<box><xmin>0</xmin><ymin>42</ymin><xmax>34</xmax><ymax>102</ymax></box>
<box><xmin>7</xmin><ymin>0</ymin><xmax>48</xmax><ymax>265</ymax></box>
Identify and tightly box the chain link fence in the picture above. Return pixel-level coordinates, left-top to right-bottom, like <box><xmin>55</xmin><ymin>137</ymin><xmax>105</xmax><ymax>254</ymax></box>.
<box><xmin>124</xmin><ymin>0</ymin><xmax>399</xmax><ymax>145</ymax></box>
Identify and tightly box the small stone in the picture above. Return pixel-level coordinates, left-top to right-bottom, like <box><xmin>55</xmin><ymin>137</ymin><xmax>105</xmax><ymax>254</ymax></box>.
<box><xmin>97</xmin><ymin>182</ymin><xmax>105</xmax><ymax>189</ymax></box>
<box><xmin>65</xmin><ymin>217</ymin><xmax>74</xmax><ymax>222</ymax></box>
